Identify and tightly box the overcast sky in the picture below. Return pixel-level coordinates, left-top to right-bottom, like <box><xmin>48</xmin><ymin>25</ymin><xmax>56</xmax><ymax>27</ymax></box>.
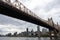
<box><xmin>0</xmin><ymin>0</ymin><xmax>60</xmax><ymax>35</ymax></box>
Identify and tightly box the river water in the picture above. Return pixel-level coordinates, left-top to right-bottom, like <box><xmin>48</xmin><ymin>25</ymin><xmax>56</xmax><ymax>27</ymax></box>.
<box><xmin>0</xmin><ymin>37</ymin><xmax>55</xmax><ymax>40</ymax></box>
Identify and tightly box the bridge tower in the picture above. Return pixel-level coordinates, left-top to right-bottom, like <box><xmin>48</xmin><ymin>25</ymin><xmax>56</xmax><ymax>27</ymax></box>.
<box><xmin>48</xmin><ymin>17</ymin><xmax>58</xmax><ymax>40</ymax></box>
<box><xmin>48</xmin><ymin>17</ymin><xmax>54</xmax><ymax>26</ymax></box>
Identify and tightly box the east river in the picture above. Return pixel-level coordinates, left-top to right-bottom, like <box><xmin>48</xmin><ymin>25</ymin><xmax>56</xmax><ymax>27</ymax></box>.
<box><xmin>0</xmin><ymin>37</ymin><xmax>59</xmax><ymax>40</ymax></box>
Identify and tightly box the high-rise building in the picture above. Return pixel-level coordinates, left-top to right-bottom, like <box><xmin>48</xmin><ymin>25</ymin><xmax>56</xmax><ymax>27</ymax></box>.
<box><xmin>37</xmin><ymin>25</ymin><xmax>40</xmax><ymax>37</ymax></box>
<box><xmin>26</xmin><ymin>28</ymin><xmax>29</xmax><ymax>36</ymax></box>
<box><xmin>31</xmin><ymin>29</ymin><xmax>34</xmax><ymax>36</ymax></box>
<box><xmin>26</xmin><ymin>28</ymin><xmax>28</xmax><ymax>33</ymax></box>
<box><xmin>37</xmin><ymin>25</ymin><xmax>40</xmax><ymax>32</ymax></box>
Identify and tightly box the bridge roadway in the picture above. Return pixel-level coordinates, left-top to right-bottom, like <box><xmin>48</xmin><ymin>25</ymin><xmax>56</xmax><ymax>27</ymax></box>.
<box><xmin>0</xmin><ymin>0</ymin><xmax>60</xmax><ymax>32</ymax></box>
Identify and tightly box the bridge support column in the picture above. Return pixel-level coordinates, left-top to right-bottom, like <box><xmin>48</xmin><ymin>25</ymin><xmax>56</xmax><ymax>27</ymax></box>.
<box><xmin>54</xmin><ymin>30</ymin><xmax>58</xmax><ymax>40</ymax></box>
<box><xmin>49</xmin><ymin>29</ymin><xmax>52</xmax><ymax>40</ymax></box>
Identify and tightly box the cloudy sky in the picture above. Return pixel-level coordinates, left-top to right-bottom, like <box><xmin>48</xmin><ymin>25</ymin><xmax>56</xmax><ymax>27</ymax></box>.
<box><xmin>0</xmin><ymin>0</ymin><xmax>60</xmax><ymax>35</ymax></box>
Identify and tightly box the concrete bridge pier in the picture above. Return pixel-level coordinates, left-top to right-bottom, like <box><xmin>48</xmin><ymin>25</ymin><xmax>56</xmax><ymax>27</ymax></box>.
<box><xmin>49</xmin><ymin>29</ymin><xmax>52</xmax><ymax>40</ymax></box>
<box><xmin>53</xmin><ymin>30</ymin><xmax>58</xmax><ymax>40</ymax></box>
<box><xmin>49</xmin><ymin>29</ymin><xmax>58</xmax><ymax>40</ymax></box>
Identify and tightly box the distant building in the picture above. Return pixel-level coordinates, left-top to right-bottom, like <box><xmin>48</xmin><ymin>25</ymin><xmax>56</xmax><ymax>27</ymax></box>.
<box><xmin>20</xmin><ymin>28</ymin><xmax>30</xmax><ymax>37</ymax></box>
<box><xmin>21</xmin><ymin>31</ymin><xmax>27</xmax><ymax>36</ymax></box>
<box><xmin>26</xmin><ymin>28</ymin><xmax>29</xmax><ymax>36</ymax></box>
<box><xmin>42</xmin><ymin>28</ymin><xmax>48</xmax><ymax>34</ymax></box>
<box><xmin>37</xmin><ymin>25</ymin><xmax>40</xmax><ymax>32</ymax></box>
<box><xmin>37</xmin><ymin>25</ymin><xmax>41</xmax><ymax>37</ymax></box>
<box><xmin>31</xmin><ymin>29</ymin><xmax>34</xmax><ymax>36</ymax></box>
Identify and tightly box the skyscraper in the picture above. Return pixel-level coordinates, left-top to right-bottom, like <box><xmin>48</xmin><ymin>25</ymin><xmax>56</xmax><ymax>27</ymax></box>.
<box><xmin>37</xmin><ymin>25</ymin><xmax>40</xmax><ymax>37</ymax></box>
<box><xmin>26</xmin><ymin>28</ymin><xmax>28</xmax><ymax>33</ymax></box>
<box><xmin>37</xmin><ymin>25</ymin><xmax>40</xmax><ymax>32</ymax></box>
<box><xmin>31</xmin><ymin>29</ymin><xmax>34</xmax><ymax>36</ymax></box>
<box><xmin>26</xmin><ymin>28</ymin><xmax>28</xmax><ymax>36</ymax></box>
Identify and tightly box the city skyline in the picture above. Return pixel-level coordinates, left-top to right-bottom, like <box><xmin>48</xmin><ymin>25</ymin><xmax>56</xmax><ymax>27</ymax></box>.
<box><xmin>0</xmin><ymin>0</ymin><xmax>60</xmax><ymax>35</ymax></box>
<box><xmin>0</xmin><ymin>26</ymin><xmax>48</xmax><ymax>37</ymax></box>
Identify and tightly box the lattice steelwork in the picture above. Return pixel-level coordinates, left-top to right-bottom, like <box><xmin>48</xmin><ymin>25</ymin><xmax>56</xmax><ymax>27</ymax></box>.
<box><xmin>0</xmin><ymin>0</ymin><xmax>60</xmax><ymax>30</ymax></box>
<box><xmin>2</xmin><ymin>0</ymin><xmax>48</xmax><ymax>25</ymax></box>
<box><xmin>1</xmin><ymin>0</ymin><xmax>48</xmax><ymax>23</ymax></box>
<box><xmin>1</xmin><ymin>0</ymin><xmax>40</xmax><ymax>19</ymax></box>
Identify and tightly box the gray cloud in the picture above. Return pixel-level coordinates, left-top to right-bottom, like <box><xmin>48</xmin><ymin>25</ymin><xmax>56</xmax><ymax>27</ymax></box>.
<box><xmin>44</xmin><ymin>0</ymin><xmax>60</xmax><ymax>12</ymax></box>
<box><xmin>20</xmin><ymin>0</ymin><xmax>29</xmax><ymax>2</ymax></box>
<box><xmin>0</xmin><ymin>14</ymin><xmax>28</xmax><ymax>26</ymax></box>
<box><xmin>32</xmin><ymin>6</ymin><xmax>41</xmax><ymax>13</ymax></box>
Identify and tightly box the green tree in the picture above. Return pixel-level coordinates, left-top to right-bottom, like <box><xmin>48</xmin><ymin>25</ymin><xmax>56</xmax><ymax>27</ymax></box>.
<box><xmin>6</xmin><ymin>33</ymin><xmax>12</xmax><ymax>36</ymax></box>
<box><xmin>14</xmin><ymin>32</ymin><xmax>17</xmax><ymax>36</ymax></box>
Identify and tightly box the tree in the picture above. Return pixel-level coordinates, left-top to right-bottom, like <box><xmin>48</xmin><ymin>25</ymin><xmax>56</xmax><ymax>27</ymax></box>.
<box><xmin>6</xmin><ymin>33</ymin><xmax>12</xmax><ymax>36</ymax></box>
<box><xmin>14</xmin><ymin>32</ymin><xmax>17</xmax><ymax>36</ymax></box>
